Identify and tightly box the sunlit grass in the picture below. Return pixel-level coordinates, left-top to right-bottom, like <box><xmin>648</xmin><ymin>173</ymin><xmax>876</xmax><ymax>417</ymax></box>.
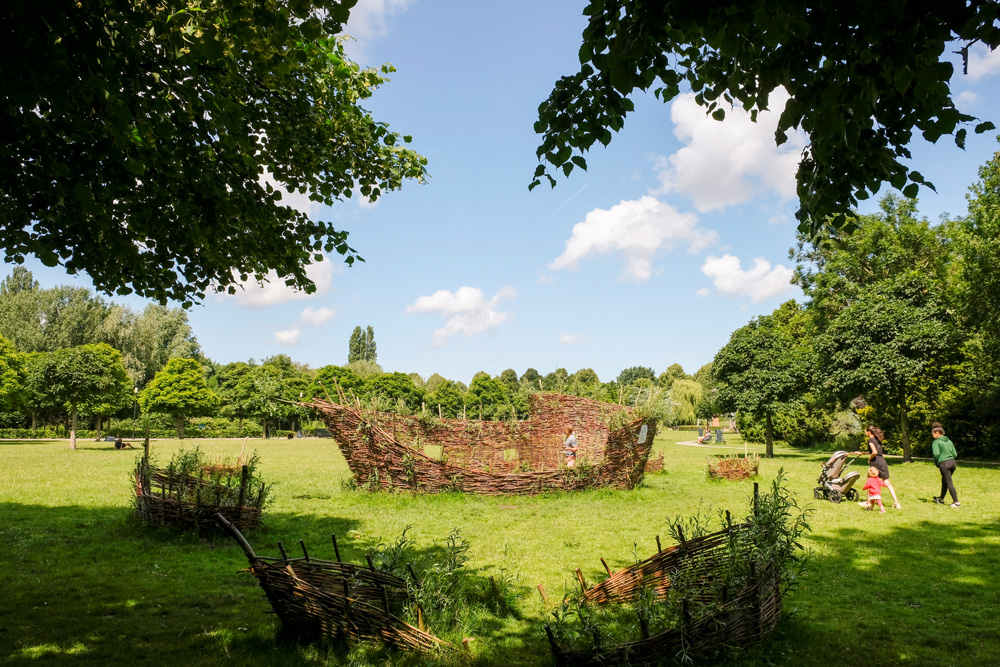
<box><xmin>1</xmin><ymin>433</ymin><xmax>998</xmax><ymax>665</ymax></box>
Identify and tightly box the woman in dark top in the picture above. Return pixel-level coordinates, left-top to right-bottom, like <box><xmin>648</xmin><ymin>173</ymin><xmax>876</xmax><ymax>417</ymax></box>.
<box><xmin>858</xmin><ymin>426</ymin><xmax>901</xmax><ymax>509</ymax></box>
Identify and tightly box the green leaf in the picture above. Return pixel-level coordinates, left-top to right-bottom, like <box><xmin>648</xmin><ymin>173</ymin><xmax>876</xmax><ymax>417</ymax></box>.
<box><xmin>712</xmin><ymin>108</ymin><xmax>726</xmax><ymax>121</ymax></box>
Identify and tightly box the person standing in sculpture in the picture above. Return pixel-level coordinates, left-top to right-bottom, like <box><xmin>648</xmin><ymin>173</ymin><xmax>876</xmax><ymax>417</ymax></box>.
<box><xmin>563</xmin><ymin>426</ymin><xmax>578</xmax><ymax>468</ymax></box>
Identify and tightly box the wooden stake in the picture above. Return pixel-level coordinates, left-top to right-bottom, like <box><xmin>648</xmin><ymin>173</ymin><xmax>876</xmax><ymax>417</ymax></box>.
<box><xmin>574</xmin><ymin>567</ymin><xmax>588</xmax><ymax>592</ymax></box>
<box><xmin>277</xmin><ymin>541</ymin><xmax>288</xmax><ymax>561</ymax></box>
<box><xmin>299</xmin><ymin>540</ymin><xmax>310</xmax><ymax>561</ymax></box>
<box><xmin>537</xmin><ymin>583</ymin><xmax>548</xmax><ymax>603</ymax></box>
<box><xmin>332</xmin><ymin>534</ymin><xmax>342</xmax><ymax>562</ymax></box>
<box><xmin>655</xmin><ymin>535</ymin><xmax>662</xmax><ymax>552</ymax></box>
<box><xmin>600</xmin><ymin>558</ymin><xmax>612</xmax><ymax>576</ymax></box>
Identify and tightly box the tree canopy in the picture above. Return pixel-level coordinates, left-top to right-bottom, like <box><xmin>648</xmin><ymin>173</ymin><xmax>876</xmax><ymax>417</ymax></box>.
<box><xmin>1</xmin><ymin>0</ymin><xmax>427</xmax><ymax>305</ymax></box>
<box><xmin>714</xmin><ymin>315</ymin><xmax>809</xmax><ymax>456</ymax></box>
<box><xmin>140</xmin><ymin>358</ymin><xmax>219</xmax><ymax>439</ymax></box>
<box><xmin>41</xmin><ymin>343</ymin><xmax>131</xmax><ymax>449</ymax></box>
<box><xmin>532</xmin><ymin>0</ymin><xmax>998</xmax><ymax>233</ymax></box>
<box><xmin>348</xmin><ymin>325</ymin><xmax>378</xmax><ymax>364</ymax></box>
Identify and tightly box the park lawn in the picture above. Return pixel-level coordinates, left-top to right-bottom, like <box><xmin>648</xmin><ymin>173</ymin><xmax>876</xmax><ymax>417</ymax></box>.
<box><xmin>1</xmin><ymin>433</ymin><xmax>998</xmax><ymax>666</ymax></box>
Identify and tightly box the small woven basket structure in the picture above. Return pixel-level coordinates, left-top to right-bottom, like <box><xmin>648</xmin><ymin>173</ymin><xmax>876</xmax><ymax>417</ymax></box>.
<box><xmin>214</xmin><ymin>514</ymin><xmax>449</xmax><ymax>652</ymax></box>
<box><xmin>707</xmin><ymin>454</ymin><xmax>760</xmax><ymax>480</ymax></box>
<box><xmin>307</xmin><ymin>393</ymin><xmax>658</xmax><ymax>495</ymax></box>
<box><xmin>547</xmin><ymin>489</ymin><xmax>784</xmax><ymax>666</ymax></box>
<box><xmin>644</xmin><ymin>453</ymin><xmax>665</xmax><ymax>473</ymax></box>
<box><xmin>134</xmin><ymin>456</ymin><xmax>265</xmax><ymax>532</ymax></box>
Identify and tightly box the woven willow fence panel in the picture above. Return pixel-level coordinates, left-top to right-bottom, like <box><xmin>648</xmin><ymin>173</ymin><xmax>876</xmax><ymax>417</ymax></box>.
<box><xmin>546</xmin><ymin>522</ymin><xmax>783</xmax><ymax>666</ymax></box>
<box><xmin>134</xmin><ymin>459</ymin><xmax>264</xmax><ymax>532</ymax></box>
<box><xmin>215</xmin><ymin>514</ymin><xmax>448</xmax><ymax>652</ymax></box>
<box><xmin>308</xmin><ymin>393</ymin><xmax>658</xmax><ymax>495</ymax></box>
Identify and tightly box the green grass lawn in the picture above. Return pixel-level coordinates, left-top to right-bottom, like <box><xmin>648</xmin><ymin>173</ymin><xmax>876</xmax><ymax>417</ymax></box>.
<box><xmin>1</xmin><ymin>433</ymin><xmax>998</xmax><ymax>666</ymax></box>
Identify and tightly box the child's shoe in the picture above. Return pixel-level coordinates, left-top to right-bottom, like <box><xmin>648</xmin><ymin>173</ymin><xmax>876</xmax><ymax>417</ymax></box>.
<box><xmin>950</xmin><ymin>502</ymin><xmax>961</xmax><ymax>508</ymax></box>
<box><xmin>858</xmin><ymin>501</ymin><xmax>868</xmax><ymax>507</ymax></box>
<box><xmin>880</xmin><ymin>509</ymin><xmax>886</xmax><ymax>513</ymax></box>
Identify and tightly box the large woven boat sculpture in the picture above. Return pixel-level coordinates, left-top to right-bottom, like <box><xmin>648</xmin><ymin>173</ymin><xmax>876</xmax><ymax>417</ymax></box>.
<box><xmin>309</xmin><ymin>393</ymin><xmax>658</xmax><ymax>495</ymax></box>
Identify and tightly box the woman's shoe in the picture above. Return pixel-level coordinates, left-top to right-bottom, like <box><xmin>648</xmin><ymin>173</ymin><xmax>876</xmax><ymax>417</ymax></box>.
<box><xmin>932</xmin><ymin>497</ymin><xmax>944</xmax><ymax>504</ymax></box>
<box><xmin>950</xmin><ymin>502</ymin><xmax>961</xmax><ymax>508</ymax></box>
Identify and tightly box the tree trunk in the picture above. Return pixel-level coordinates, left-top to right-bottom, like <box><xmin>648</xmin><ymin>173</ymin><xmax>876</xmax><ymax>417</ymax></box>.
<box><xmin>31</xmin><ymin>411</ymin><xmax>37</xmax><ymax>431</ymax></box>
<box><xmin>764</xmin><ymin>412</ymin><xmax>774</xmax><ymax>458</ymax></box>
<box><xmin>69</xmin><ymin>407</ymin><xmax>78</xmax><ymax>450</ymax></box>
<box><xmin>95</xmin><ymin>416</ymin><xmax>103</xmax><ymax>441</ymax></box>
<box><xmin>176</xmin><ymin>415</ymin><xmax>185</xmax><ymax>440</ymax></box>
<box><xmin>899</xmin><ymin>393</ymin><xmax>912</xmax><ymax>462</ymax></box>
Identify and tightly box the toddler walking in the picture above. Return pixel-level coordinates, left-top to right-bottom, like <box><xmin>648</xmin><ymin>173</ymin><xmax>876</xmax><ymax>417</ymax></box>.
<box><xmin>861</xmin><ymin>466</ymin><xmax>887</xmax><ymax>513</ymax></box>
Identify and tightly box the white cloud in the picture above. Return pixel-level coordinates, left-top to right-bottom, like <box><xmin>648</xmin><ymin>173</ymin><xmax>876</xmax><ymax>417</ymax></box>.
<box><xmin>550</xmin><ymin>196</ymin><xmax>717</xmax><ymax>283</ymax></box>
<box><xmin>343</xmin><ymin>0</ymin><xmax>414</xmax><ymax>61</ymax></box>
<box><xmin>954</xmin><ymin>90</ymin><xmax>979</xmax><ymax>108</ymax></box>
<box><xmin>299</xmin><ymin>306</ymin><xmax>336</xmax><ymax>326</ymax></box>
<box><xmin>230</xmin><ymin>256</ymin><xmax>338</xmax><ymax>308</ymax></box>
<box><xmin>652</xmin><ymin>89</ymin><xmax>806</xmax><ymax>212</ymax></box>
<box><xmin>273</xmin><ymin>329</ymin><xmax>301</xmax><ymax>346</ymax></box>
<box><xmin>536</xmin><ymin>274</ymin><xmax>555</xmax><ymax>285</ymax></box>
<box><xmin>968</xmin><ymin>45</ymin><xmax>1000</xmax><ymax>82</ymax></box>
<box><xmin>700</xmin><ymin>254</ymin><xmax>795</xmax><ymax>303</ymax></box>
<box><xmin>406</xmin><ymin>286</ymin><xmax>516</xmax><ymax>346</ymax></box>
<box><xmin>696</xmin><ymin>287</ymin><xmax>711</xmax><ymax>297</ymax></box>
<box><xmin>559</xmin><ymin>333</ymin><xmax>587</xmax><ymax>345</ymax></box>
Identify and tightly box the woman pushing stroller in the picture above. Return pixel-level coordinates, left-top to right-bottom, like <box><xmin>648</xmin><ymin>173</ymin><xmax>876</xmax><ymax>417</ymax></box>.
<box><xmin>852</xmin><ymin>426</ymin><xmax>901</xmax><ymax>509</ymax></box>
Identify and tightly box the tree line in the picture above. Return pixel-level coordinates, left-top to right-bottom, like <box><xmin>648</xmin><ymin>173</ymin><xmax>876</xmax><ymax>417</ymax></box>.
<box><xmin>0</xmin><ymin>277</ymin><xmax>715</xmax><ymax>445</ymax></box>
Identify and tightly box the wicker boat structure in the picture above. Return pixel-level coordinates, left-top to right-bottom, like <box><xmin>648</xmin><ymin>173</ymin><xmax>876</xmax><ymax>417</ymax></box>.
<box><xmin>134</xmin><ymin>455</ymin><xmax>266</xmax><ymax>532</ymax></box>
<box><xmin>214</xmin><ymin>513</ymin><xmax>449</xmax><ymax>652</ymax></box>
<box><xmin>546</xmin><ymin>491</ymin><xmax>785</xmax><ymax>666</ymax></box>
<box><xmin>308</xmin><ymin>393</ymin><xmax>658</xmax><ymax>495</ymax></box>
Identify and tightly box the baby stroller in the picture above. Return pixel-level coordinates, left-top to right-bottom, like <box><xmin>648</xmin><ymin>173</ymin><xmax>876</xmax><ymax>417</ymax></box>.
<box><xmin>814</xmin><ymin>451</ymin><xmax>861</xmax><ymax>503</ymax></box>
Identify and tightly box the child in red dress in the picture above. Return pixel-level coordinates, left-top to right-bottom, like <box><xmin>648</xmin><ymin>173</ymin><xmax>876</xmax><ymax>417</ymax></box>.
<box><xmin>861</xmin><ymin>466</ymin><xmax>886</xmax><ymax>513</ymax></box>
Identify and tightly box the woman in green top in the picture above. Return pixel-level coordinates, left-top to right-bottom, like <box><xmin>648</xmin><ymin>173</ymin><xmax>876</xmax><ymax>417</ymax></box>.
<box><xmin>930</xmin><ymin>422</ymin><xmax>960</xmax><ymax>507</ymax></box>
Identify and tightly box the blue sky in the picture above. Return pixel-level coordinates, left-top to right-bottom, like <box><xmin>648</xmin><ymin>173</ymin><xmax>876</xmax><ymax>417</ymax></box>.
<box><xmin>5</xmin><ymin>0</ymin><xmax>1000</xmax><ymax>384</ymax></box>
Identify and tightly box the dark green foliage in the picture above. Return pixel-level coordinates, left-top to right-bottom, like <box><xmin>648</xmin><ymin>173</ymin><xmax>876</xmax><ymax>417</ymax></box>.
<box><xmin>426</xmin><ymin>380</ymin><xmax>465</xmax><ymax>419</ymax></box>
<box><xmin>543</xmin><ymin>367</ymin><xmax>569</xmax><ymax>392</ymax></box>
<box><xmin>311</xmin><ymin>364</ymin><xmax>365</xmax><ymax>400</ymax></box>
<box><xmin>466</xmin><ymin>374</ymin><xmax>513</xmax><ymax>420</ymax></box>
<box><xmin>657</xmin><ymin>363</ymin><xmax>688</xmax><ymax>390</ymax></box>
<box><xmin>140</xmin><ymin>358</ymin><xmax>220</xmax><ymax>439</ymax></box>
<box><xmin>714</xmin><ymin>316</ymin><xmax>809</xmax><ymax>457</ymax></box>
<box><xmin>40</xmin><ymin>343</ymin><xmax>131</xmax><ymax>448</ymax></box>
<box><xmin>0</xmin><ymin>335</ymin><xmax>24</xmax><ymax>411</ymax></box>
<box><xmin>616</xmin><ymin>366</ymin><xmax>656</xmax><ymax>386</ymax></box>
<box><xmin>1</xmin><ymin>1</ymin><xmax>427</xmax><ymax>304</ymax></box>
<box><xmin>366</xmin><ymin>372</ymin><xmax>425</xmax><ymax>413</ymax></box>
<box><xmin>532</xmin><ymin>0</ymin><xmax>998</xmax><ymax>234</ymax></box>
<box><xmin>520</xmin><ymin>367</ymin><xmax>542</xmax><ymax>387</ymax></box>
<box><xmin>348</xmin><ymin>325</ymin><xmax>378</xmax><ymax>364</ymax></box>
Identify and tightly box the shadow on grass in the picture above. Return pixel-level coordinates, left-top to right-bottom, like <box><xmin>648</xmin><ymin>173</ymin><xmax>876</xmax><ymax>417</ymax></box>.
<box><xmin>0</xmin><ymin>503</ymin><xmax>544</xmax><ymax>666</ymax></box>
<box><xmin>727</xmin><ymin>517</ymin><xmax>1000</xmax><ymax>667</ymax></box>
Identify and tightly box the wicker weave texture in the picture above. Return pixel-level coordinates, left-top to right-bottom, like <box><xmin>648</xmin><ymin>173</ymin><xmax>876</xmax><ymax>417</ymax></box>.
<box><xmin>309</xmin><ymin>393</ymin><xmax>658</xmax><ymax>495</ymax></box>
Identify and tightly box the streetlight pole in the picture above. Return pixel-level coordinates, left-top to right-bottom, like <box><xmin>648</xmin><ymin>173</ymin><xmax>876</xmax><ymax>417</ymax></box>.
<box><xmin>132</xmin><ymin>387</ymin><xmax>138</xmax><ymax>439</ymax></box>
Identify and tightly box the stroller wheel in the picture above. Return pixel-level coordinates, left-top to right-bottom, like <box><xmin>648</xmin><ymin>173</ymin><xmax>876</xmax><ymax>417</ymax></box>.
<box><xmin>829</xmin><ymin>490</ymin><xmax>842</xmax><ymax>504</ymax></box>
<box><xmin>846</xmin><ymin>489</ymin><xmax>858</xmax><ymax>502</ymax></box>
<box><xmin>813</xmin><ymin>488</ymin><xmax>824</xmax><ymax>500</ymax></box>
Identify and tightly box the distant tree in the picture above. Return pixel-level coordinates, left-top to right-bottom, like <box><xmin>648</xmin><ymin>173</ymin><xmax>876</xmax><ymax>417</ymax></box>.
<box><xmin>543</xmin><ymin>367</ymin><xmax>569</xmax><ymax>392</ymax></box>
<box><xmin>19</xmin><ymin>352</ymin><xmax>55</xmax><ymax>431</ymax></box>
<box><xmin>96</xmin><ymin>302</ymin><xmax>200</xmax><ymax>387</ymax></box>
<box><xmin>42</xmin><ymin>344</ymin><xmax>131</xmax><ymax>449</ymax></box>
<box><xmin>140</xmin><ymin>358</ymin><xmax>219</xmax><ymax>439</ymax></box>
<box><xmin>467</xmin><ymin>374</ymin><xmax>513</xmax><ymax>420</ymax></box>
<box><xmin>424</xmin><ymin>373</ymin><xmax>450</xmax><ymax>396</ymax></box>
<box><xmin>0</xmin><ymin>271</ymin><xmax>108</xmax><ymax>352</ymax></box>
<box><xmin>714</xmin><ymin>316</ymin><xmax>809</xmax><ymax>457</ymax></box>
<box><xmin>616</xmin><ymin>366</ymin><xmax>656</xmax><ymax>386</ymax></box>
<box><xmin>367</xmin><ymin>372</ymin><xmax>424</xmax><ymax>412</ymax></box>
<box><xmin>692</xmin><ymin>363</ymin><xmax>715</xmax><ymax>392</ymax></box>
<box><xmin>520</xmin><ymin>367</ymin><xmax>542</xmax><ymax>388</ymax></box>
<box><xmin>408</xmin><ymin>372</ymin><xmax>426</xmax><ymax>389</ymax></box>
<box><xmin>657</xmin><ymin>363</ymin><xmax>688</xmax><ymax>391</ymax></box>
<box><xmin>216</xmin><ymin>362</ymin><xmax>255</xmax><ymax>431</ymax></box>
<box><xmin>667</xmin><ymin>379</ymin><xmax>704</xmax><ymax>426</ymax></box>
<box><xmin>0</xmin><ymin>336</ymin><xmax>25</xmax><ymax>412</ymax></box>
<box><xmin>312</xmin><ymin>365</ymin><xmax>365</xmax><ymax>401</ymax></box>
<box><xmin>346</xmin><ymin>359</ymin><xmax>383</xmax><ymax>380</ymax></box>
<box><xmin>348</xmin><ymin>325</ymin><xmax>378</xmax><ymax>363</ymax></box>
<box><xmin>499</xmin><ymin>369</ymin><xmax>520</xmax><ymax>393</ymax></box>
<box><xmin>427</xmin><ymin>380</ymin><xmax>465</xmax><ymax>419</ymax></box>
